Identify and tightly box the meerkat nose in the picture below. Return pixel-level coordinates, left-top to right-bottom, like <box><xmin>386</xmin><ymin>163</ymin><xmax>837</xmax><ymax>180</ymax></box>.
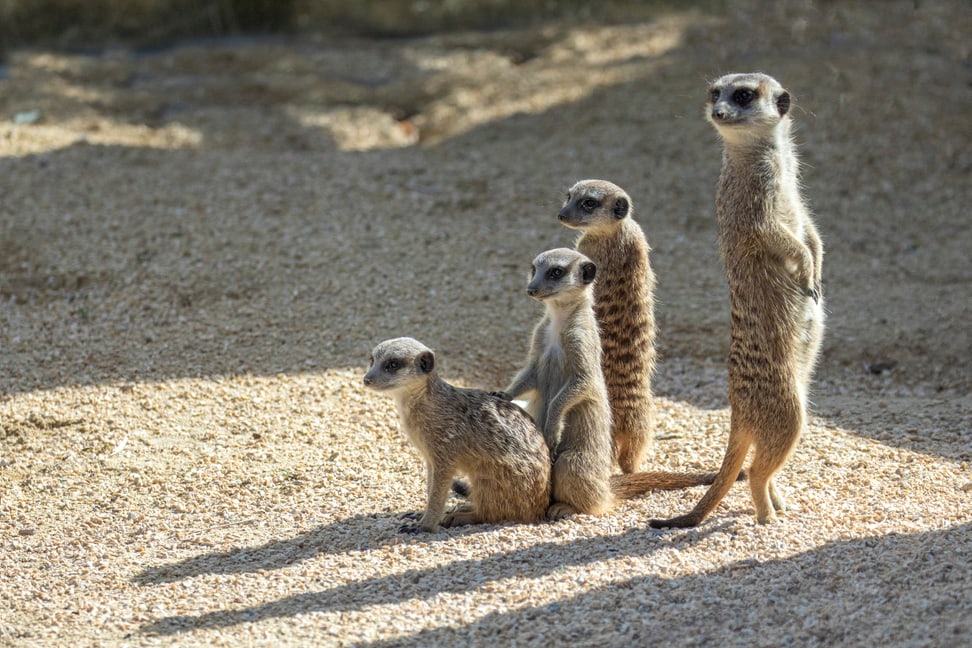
<box><xmin>557</xmin><ymin>209</ymin><xmax>568</xmax><ymax>221</ymax></box>
<box><xmin>527</xmin><ymin>287</ymin><xmax>538</xmax><ymax>297</ymax></box>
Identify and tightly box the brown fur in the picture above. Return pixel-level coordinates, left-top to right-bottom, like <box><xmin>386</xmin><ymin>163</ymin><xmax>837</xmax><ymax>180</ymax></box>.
<box><xmin>650</xmin><ymin>72</ymin><xmax>825</xmax><ymax>528</ymax></box>
<box><xmin>364</xmin><ymin>337</ymin><xmax>551</xmax><ymax>532</ymax></box>
<box><xmin>501</xmin><ymin>248</ymin><xmax>722</xmax><ymax>519</ymax></box>
<box><xmin>559</xmin><ymin>179</ymin><xmax>657</xmax><ymax>473</ymax></box>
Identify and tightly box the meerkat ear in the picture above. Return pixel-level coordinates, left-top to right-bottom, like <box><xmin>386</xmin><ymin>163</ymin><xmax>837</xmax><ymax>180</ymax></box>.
<box><xmin>612</xmin><ymin>197</ymin><xmax>629</xmax><ymax>219</ymax></box>
<box><xmin>581</xmin><ymin>261</ymin><xmax>597</xmax><ymax>284</ymax></box>
<box><xmin>776</xmin><ymin>91</ymin><xmax>791</xmax><ymax>116</ymax></box>
<box><xmin>417</xmin><ymin>351</ymin><xmax>435</xmax><ymax>374</ymax></box>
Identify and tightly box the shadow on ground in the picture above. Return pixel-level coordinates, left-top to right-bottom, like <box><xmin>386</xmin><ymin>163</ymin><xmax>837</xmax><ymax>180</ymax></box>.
<box><xmin>137</xmin><ymin>519</ymin><xmax>971</xmax><ymax>644</ymax></box>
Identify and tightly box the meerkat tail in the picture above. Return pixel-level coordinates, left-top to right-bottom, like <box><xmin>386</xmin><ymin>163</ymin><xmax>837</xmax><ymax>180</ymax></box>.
<box><xmin>610</xmin><ymin>468</ymin><xmax>747</xmax><ymax>500</ymax></box>
<box><xmin>648</xmin><ymin>431</ymin><xmax>752</xmax><ymax>528</ymax></box>
<box><xmin>451</xmin><ymin>478</ymin><xmax>470</xmax><ymax>498</ymax></box>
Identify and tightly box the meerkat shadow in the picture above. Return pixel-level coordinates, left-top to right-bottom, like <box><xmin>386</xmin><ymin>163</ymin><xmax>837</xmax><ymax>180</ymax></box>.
<box><xmin>644</xmin><ymin>515</ymin><xmax>748</xmax><ymax>537</ymax></box>
<box><xmin>131</xmin><ymin>509</ymin><xmax>515</xmax><ymax>586</ymax></box>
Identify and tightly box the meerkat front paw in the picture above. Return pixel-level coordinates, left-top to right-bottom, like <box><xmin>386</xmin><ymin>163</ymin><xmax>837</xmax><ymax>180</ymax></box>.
<box><xmin>398</xmin><ymin>521</ymin><xmax>438</xmax><ymax>534</ymax></box>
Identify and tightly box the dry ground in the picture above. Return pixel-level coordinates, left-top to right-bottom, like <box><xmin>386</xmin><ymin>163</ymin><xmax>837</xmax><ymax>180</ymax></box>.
<box><xmin>1</xmin><ymin>1</ymin><xmax>970</xmax><ymax>646</ymax></box>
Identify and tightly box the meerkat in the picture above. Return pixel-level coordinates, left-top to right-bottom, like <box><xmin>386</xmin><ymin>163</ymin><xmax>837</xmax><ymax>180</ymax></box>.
<box><xmin>497</xmin><ymin>248</ymin><xmax>726</xmax><ymax>519</ymax></box>
<box><xmin>649</xmin><ymin>72</ymin><xmax>825</xmax><ymax>528</ymax></box>
<box><xmin>363</xmin><ymin>337</ymin><xmax>551</xmax><ymax>533</ymax></box>
<box><xmin>558</xmin><ymin>179</ymin><xmax>657</xmax><ymax>473</ymax></box>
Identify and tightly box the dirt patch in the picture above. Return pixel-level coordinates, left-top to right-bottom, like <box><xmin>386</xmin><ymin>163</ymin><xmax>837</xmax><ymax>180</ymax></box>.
<box><xmin>1</xmin><ymin>1</ymin><xmax>970</xmax><ymax>645</ymax></box>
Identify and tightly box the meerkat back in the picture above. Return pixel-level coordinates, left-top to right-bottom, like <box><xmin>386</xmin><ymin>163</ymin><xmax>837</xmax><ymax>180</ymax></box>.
<box><xmin>559</xmin><ymin>179</ymin><xmax>657</xmax><ymax>473</ymax></box>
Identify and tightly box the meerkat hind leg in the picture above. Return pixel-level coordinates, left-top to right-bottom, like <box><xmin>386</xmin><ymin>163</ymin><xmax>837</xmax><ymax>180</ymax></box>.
<box><xmin>747</xmin><ymin>444</ymin><xmax>794</xmax><ymax>524</ymax></box>
<box><xmin>441</xmin><ymin>506</ymin><xmax>480</xmax><ymax>527</ymax></box>
<box><xmin>548</xmin><ymin>451</ymin><xmax>613</xmax><ymax>518</ymax></box>
<box><xmin>616</xmin><ymin>429</ymin><xmax>650</xmax><ymax>475</ymax></box>
<box><xmin>546</xmin><ymin>502</ymin><xmax>581</xmax><ymax>520</ymax></box>
<box><xmin>768</xmin><ymin>479</ymin><xmax>787</xmax><ymax>513</ymax></box>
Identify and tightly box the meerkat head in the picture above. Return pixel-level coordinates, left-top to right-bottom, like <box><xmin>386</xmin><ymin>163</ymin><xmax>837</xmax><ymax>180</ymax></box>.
<box><xmin>363</xmin><ymin>337</ymin><xmax>436</xmax><ymax>394</ymax></box>
<box><xmin>706</xmin><ymin>72</ymin><xmax>791</xmax><ymax>145</ymax></box>
<box><xmin>525</xmin><ymin>248</ymin><xmax>597</xmax><ymax>305</ymax></box>
<box><xmin>558</xmin><ymin>179</ymin><xmax>632</xmax><ymax>235</ymax></box>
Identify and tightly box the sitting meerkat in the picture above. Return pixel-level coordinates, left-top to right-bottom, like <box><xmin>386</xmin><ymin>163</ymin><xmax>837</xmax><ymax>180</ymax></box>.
<box><xmin>558</xmin><ymin>179</ymin><xmax>657</xmax><ymax>473</ymax></box>
<box><xmin>364</xmin><ymin>337</ymin><xmax>551</xmax><ymax>533</ymax></box>
<box><xmin>499</xmin><ymin>248</ymin><xmax>726</xmax><ymax>520</ymax></box>
<box><xmin>650</xmin><ymin>72</ymin><xmax>825</xmax><ymax>528</ymax></box>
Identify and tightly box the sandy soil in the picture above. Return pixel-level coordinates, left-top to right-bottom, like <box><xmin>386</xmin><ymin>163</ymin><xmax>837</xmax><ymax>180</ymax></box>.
<box><xmin>1</xmin><ymin>1</ymin><xmax>970</xmax><ymax>646</ymax></box>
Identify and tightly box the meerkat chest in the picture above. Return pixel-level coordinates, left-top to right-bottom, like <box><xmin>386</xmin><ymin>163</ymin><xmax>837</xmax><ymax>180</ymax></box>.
<box><xmin>543</xmin><ymin>311</ymin><xmax>568</xmax><ymax>363</ymax></box>
<box><xmin>394</xmin><ymin>396</ymin><xmax>434</xmax><ymax>460</ymax></box>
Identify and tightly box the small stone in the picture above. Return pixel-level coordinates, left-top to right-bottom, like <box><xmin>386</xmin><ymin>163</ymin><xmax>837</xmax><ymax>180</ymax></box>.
<box><xmin>13</xmin><ymin>110</ymin><xmax>41</xmax><ymax>125</ymax></box>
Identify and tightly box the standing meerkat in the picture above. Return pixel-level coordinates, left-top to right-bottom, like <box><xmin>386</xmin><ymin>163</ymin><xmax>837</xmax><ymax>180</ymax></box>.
<box><xmin>364</xmin><ymin>337</ymin><xmax>551</xmax><ymax>533</ymax></box>
<box><xmin>650</xmin><ymin>72</ymin><xmax>825</xmax><ymax>528</ymax></box>
<box><xmin>498</xmin><ymin>248</ymin><xmax>725</xmax><ymax>519</ymax></box>
<box><xmin>559</xmin><ymin>179</ymin><xmax>657</xmax><ymax>473</ymax></box>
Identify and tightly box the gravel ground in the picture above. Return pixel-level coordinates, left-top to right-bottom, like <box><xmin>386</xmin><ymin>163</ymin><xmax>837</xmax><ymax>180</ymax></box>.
<box><xmin>1</xmin><ymin>1</ymin><xmax>970</xmax><ymax>646</ymax></box>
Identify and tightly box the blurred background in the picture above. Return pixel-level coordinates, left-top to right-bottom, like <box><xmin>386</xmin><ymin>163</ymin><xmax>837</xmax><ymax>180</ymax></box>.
<box><xmin>1</xmin><ymin>0</ymin><xmax>677</xmax><ymax>51</ymax></box>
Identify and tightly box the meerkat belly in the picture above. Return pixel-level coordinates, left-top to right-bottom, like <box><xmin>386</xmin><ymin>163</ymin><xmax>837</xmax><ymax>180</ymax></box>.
<box><xmin>536</xmin><ymin>346</ymin><xmax>565</xmax><ymax>423</ymax></box>
<box><xmin>727</xmin><ymin>262</ymin><xmax>804</xmax><ymax>385</ymax></box>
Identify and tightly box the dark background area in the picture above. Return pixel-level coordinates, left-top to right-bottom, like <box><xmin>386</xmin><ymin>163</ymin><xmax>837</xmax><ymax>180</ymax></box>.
<box><xmin>1</xmin><ymin>0</ymin><xmax>693</xmax><ymax>52</ymax></box>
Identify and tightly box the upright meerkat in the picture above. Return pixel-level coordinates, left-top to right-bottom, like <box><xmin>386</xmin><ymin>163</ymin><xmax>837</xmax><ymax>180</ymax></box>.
<box><xmin>364</xmin><ymin>337</ymin><xmax>551</xmax><ymax>533</ymax></box>
<box><xmin>650</xmin><ymin>72</ymin><xmax>825</xmax><ymax>528</ymax></box>
<box><xmin>559</xmin><ymin>179</ymin><xmax>656</xmax><ymax>473</ymax></box>
<box><xmin>499</xmin><ymin>248</ymin><xmax>725</xmax><ymax>519</ymax></box>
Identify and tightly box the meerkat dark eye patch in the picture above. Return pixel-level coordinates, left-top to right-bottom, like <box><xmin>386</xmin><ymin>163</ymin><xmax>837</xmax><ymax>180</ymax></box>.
<box><xmin>733</xmin><ymin>88</ymin><xmax>756</xmax><ymax>106</ymax></box>
<box><xmin>580</xmin><ymin>198</ymin><xmax>599</xmax><ymax>212</ymax></box>
<box><xmin>776</xmin><ymin>91</ymin><xmax>791</xmax><ymax>116</ymax></box>
<box><xmin>710</xmin><ymin>88</ymin><xmax>720</xmax><ymax>103</ymax></box>
<box><xmin>383</xmin><ymin>359</ymin><xmax>402</xmax><ymax>372</ymax></box>
<box><xmin>547</xmin><ymin>267</ymin><xmax>565</xmax><ymax>280</ymax></box>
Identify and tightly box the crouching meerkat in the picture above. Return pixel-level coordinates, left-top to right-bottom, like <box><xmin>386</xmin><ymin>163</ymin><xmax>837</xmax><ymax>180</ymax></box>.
<box><xmin>559</xmin><ymin>179</ymin><xmax>657</xmax><ymax>473</ymax></box>
<box><xmin>364</xmin><ymin>337</ymin><xmax>551</xmax><ymax>533</ymax></box>
<box><xmin>498</xmin><ymin>248</ymin><xmax>724</xmax><ymax>520</ymax></box>
<box><xmin>650</xmin><ymin>72</ymin><xmax>825</xmax><ymax>528</ymax></box>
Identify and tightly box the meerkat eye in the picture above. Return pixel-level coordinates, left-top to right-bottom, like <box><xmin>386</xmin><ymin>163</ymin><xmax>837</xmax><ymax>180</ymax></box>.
<box><xmin>733</xmin><ymin>88</ymin><xmax>756</xmax><ymax>106</ymax></box>
<box><xmin>710</xmin><ymin>88</ymin><xmax>720</xmax><ymax>102</ymax></box>
<box><xmin>580</xmin><ymin>198</ymin><xmax>598</xmax><ymax>212</ymax></box>
<box><xmin>547</xmin><ymin>267</ymin><xmax>565</xmax><ymax>280</ymax></box>
<box><xmin>383</xmin><ymin>359</ymin><xmax>401</xmax><ymax>372</ymax></box>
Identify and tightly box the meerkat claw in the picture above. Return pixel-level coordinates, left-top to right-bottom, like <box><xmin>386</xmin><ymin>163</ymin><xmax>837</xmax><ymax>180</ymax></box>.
<box><xmin>397</xmin><ymin>522</ymin><xmax>423</xmax><ymax>534</ymax></box>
